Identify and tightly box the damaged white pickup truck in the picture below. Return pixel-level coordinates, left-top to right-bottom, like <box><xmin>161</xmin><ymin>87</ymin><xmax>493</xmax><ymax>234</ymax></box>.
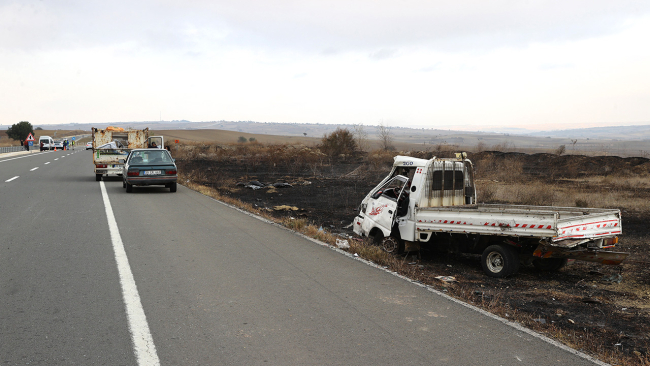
<box><xmin>353</xmin><ymin>154</ymin><xmax>628</xmax><ymax>277</ymax></box>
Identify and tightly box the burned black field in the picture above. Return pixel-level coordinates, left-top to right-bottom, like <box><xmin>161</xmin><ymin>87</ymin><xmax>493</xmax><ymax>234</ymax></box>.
<box><xmin>176</xmin><ymin>146</ymin><xmax>650</xmax><ymax>365</ymax></box>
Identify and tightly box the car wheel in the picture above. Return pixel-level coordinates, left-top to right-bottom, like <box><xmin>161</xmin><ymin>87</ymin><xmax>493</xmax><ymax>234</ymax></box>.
<box><xmin>95</xmin><ymin>174</ymin><xmax>102</xmax><ymax>181</ymax></box>
<box><xmin>533</xmin><ymin>258</ymin><xmax>568</xmax><ymax>272</ymax></box>
<box><xmin>169</xmin><ymin>182</ymin><xmax>177</xmax><ymax>192</ymax></box>
<box><xmin>126</xmin><ymin>183</ymin><xmax>133</xmax><ymax>193</ymax></box>
<box><xmin>481</xmin><ymin>244</ymin><xmax>520</xmax><ymax>278</ymax></box>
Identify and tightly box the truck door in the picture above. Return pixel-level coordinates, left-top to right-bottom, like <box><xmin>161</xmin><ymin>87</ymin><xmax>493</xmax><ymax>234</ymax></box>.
<box><xmin>362</xmin><ymin>175</ymin><xmax>409</xmax><ymax>236</ymax></box>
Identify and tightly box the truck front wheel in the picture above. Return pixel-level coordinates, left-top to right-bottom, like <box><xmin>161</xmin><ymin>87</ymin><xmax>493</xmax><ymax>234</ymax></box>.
<box><xmin>95</xmin><ymin>174</ymin><xmax>102</xmax><ymax>181</ymax></box>
<box><xmin>381</xmin><ymin>236</ymin><xmax>405</xmax><ymax>254</ymax></box>
<box><xmin>481</xmin><ymin>245</ymin><xmax>520</xmax><ymax>278</ymax></box>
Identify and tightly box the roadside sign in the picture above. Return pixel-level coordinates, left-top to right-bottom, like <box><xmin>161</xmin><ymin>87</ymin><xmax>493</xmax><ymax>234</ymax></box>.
<box><xmin>72</xmin><ymin>137</ymin><xmax>76</xmax><ymax>141</ymax></box>
<box><xmin>28</xmin><ymin>141</ymin><xmax>33</xmax><ymax>146</ymax></box>
<box><xmin>26</xmin><ymin>133</ymin><xmax>35</xmax><ymax>141</ymax></box>
<box><xmin>175</xmin><ymin>139</ymin><xmax>179</xmax><ymax>143</ymax></box>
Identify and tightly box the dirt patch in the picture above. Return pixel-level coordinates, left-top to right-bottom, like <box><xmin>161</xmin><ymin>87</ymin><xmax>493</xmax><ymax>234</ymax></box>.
<box><xmin>176</xmin><ymin>147</ymin><xmax>650</xmax><ymax>365</ymax></box>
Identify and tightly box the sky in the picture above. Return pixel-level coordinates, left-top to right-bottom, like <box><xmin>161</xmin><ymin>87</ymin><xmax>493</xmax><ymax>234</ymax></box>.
<box><xmin>1</xmin><ymin>0</ymin><xmax>649</xmax><ymax>131</ymax></box>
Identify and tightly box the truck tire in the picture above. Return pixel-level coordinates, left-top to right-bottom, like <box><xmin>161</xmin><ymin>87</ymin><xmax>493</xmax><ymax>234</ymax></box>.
<box><xmin>126</xmin><ymin>183</ymin><xmax>133</xmax><ymax>193</ymax></box>
<box><xmin>95</xmin><ymin>174</ymin><xmax>102</xmax><ymax>181</ymax></box>
<box><xmin>533</xmin><ymin>258</ymin><xmax>567</xmax><ymax>272</ymax></box>
<box><xmin>381</xmin><ymin>236</ymin><xmax>404</xmax><ymax>254</ymax></box>
<box><xmin>481</xmin><ymin>244</ymin><xmax>520</xmax><ymax>278</ymax></box>
<box><xmin>169</xmin><ymin>182</ymin><xmax>177</xmax><ymax>192</ymax></box>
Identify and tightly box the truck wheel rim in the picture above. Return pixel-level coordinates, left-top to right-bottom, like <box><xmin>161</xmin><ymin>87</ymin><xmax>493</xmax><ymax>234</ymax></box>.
<box><xmin>382</xmin><ymin>237</ymin><xmax>398</xmax><ymax>253</ymax></box>
<box><xmin>486</xmin><ymin>252</ymin><xmax>504</xmax><ymax>273</ymax></box>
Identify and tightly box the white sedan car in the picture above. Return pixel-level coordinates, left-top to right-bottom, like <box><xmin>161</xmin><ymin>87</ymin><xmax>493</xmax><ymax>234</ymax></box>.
<box><xmin>86</xmin><ymin>142</ymin><xmax>93</xmax><ymax>150</ymax></box>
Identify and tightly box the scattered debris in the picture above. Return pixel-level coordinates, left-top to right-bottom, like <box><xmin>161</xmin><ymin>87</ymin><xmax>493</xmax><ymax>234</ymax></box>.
<box><xmin>473</xmin><ymin>290</ymin><xmax>493</xmax><ymax>300</ymax></box>
<box><xmin>534</xmin><ymin>318</ymin><xmax>547</xmax><ymax>324</ymax></box>
<box><xmin>602</xmin><ymin>273</ymin><xmax>623</xmax><ymax>283</ymax></box>
<box><xmin>568</xmin><ymin>319</ymin><xmax>575</xmax><ymax>324</ymax></box>
<box><xmin>435</xmin><ymin>276</ymin><xmax>457</xmax><ymax>283</ymax></box>
<box><xmin>273</xmin><ymin>205</ymin><xmax>299</xmax><ymax>211</ymax></box>
<box><xmin>236</xmin><ymin>181</ymin><xmax>268</xmax><ymax>190</ymax></box>
<box><xmin>335</xmin><ymin>239</ymin><xmax>350</xmax><ymax>249</ymax></box>
<box><xmin>272</xmin><ymin>182</ymin><xmax>292</xmax><ymax>188</ymax></box>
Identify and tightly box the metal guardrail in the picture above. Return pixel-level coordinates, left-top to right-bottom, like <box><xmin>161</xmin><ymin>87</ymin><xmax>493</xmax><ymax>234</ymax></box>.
<box><xmin>0</xmin><ymin>146</ymin><xmax>30</xmax><ymax>154</ymax></box>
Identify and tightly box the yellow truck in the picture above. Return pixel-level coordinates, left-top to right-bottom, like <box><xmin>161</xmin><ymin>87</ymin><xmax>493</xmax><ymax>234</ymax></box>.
<box><xmin>92</xmin><ymin>127</ymin><xmax>164</xmax><ymax>181</ymax></box>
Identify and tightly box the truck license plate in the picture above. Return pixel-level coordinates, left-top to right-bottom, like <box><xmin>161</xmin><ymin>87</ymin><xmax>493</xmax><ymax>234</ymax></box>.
<box><xmin>144</xmin><ymin>170</ymin><xmax>162</xmax><ymax>175</ymax></box>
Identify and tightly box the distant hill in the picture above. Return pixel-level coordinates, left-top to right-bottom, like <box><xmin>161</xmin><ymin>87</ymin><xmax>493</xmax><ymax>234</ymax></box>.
<box><xmin>3</xmin><ymin>120</ymin><xmax>650</xmax><ymax>157</ymax></box>
<box><xmin>529</xmin><ymin>124</ymin><xmax>650</xmax><ymax>140</ymax></box>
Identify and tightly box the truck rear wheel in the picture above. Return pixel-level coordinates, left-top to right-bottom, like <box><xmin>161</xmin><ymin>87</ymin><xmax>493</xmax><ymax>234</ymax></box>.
<box><xmin>95</xmin><ymin>174</ymin><xmax>102</xmax><ymax>181</ymax></box>
<box><xmin>481</xmin><ymin>244</ymin><xmax>520</xmax><ymax>278</ymax></box>
<box><xmin>533</xmin><ymin>258</ymin><xmax>567</xmax><ymax>272</ymax></box>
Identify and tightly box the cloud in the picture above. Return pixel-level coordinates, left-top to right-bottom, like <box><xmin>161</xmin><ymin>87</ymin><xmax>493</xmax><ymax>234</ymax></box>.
<box><xmin>369</xmin><ymin>48</ymin><xmax>398</xmax><ymax>60</ymax></box>
<box><xmin>2</xmin><ymin>0</ymin><xmax>649</xmax><ymax>55</ymax></box>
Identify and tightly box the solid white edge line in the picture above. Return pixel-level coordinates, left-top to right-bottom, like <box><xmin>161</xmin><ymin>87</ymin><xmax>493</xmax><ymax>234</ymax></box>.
<box><xmin>5</xmin><ymin>176</ymin><xmax>19</xmax><ymax>182</ymax></box>
<box><xmin>191</xmin><ymin>187</ymin><xmax>609</xmax><ymax>366</ymax></box>
<box><xmin>100</xmin><ymin>181</ymin><xmax>160</xmax><ymax>366</ymax></box>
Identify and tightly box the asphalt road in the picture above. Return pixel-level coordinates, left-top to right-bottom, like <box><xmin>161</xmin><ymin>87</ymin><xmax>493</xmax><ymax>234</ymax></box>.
<box><xmin>0</xmin><ymin>150</ymin><xmax>606</xmax><ymax>366</ymax></box>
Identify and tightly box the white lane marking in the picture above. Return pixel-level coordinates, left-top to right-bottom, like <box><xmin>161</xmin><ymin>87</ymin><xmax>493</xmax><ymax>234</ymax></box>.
<box><xmin>99</xmin><ymin>181</ymin><xmax>160</xmax><ymax>366</ymax></box>
<box><xmin>0</xmin><ymin>151</ymin><xmax>49</xmax><ymax>163</ymax></box>
<box><xmin>45</xmin><ymin>162</ymin><xmax>50</xmax><ymax>165</ymax></box>
<box><xmin>54</xmin><ymin>158</ymin><xmax>59</xmax><ymax>160</ymax></box>
<box><xmin>30</xmin><ymin>167</ymin><xmax>39</xmax><ymax>171</ymax></box>
<box><xmin>5</xmin><ymin>176</ymin><xmax>19</xmax><ymax>182</ymax></box>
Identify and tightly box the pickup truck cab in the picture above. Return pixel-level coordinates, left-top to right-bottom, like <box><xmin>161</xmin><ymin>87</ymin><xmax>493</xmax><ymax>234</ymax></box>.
<box><xmin>353</xmin><ymin>154</ymin><xmax>627</xmax><ymax>277</ymax></box>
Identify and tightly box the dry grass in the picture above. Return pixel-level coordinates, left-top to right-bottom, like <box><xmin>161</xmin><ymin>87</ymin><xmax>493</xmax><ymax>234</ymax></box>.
<box><xmin>172</xmin><ymin>141</ymin><xmax>328</xmax><ymax>176</ymax></box>
<box><xmin>476</xmin><ymin>180</ymin><xmax>650</xmax><ymax>212</ymax></box>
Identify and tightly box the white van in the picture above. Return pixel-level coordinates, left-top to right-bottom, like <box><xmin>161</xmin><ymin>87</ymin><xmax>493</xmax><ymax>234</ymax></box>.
<box><xmin>39</xmin><ymin>136</ymin><xmax>54</xmax><ymax>151</ymax></box>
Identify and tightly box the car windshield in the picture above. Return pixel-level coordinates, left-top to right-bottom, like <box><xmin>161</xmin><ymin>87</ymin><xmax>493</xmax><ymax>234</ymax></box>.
<box><xmin>129</xmin><ymin>150</ymin><xmax>173</xmax><ymax>165</ymax></box>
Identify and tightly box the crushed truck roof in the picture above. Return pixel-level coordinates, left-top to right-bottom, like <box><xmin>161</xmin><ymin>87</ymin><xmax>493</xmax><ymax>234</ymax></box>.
<box><xmin>392</xmin><ymin>155</ymin><xmax>431</xmax><ymax>167</ymax></box>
